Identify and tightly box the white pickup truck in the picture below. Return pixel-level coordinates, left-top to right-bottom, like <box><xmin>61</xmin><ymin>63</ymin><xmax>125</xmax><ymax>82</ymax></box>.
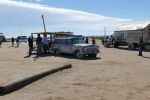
<box><xmin>51</xmin><ymin>37</ymin><xmax>100</xmax><ymax>58</ymax></box>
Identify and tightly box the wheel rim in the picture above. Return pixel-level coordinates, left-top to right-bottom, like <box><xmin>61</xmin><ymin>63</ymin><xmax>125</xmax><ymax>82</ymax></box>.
<box><xmin>76</xmin><ymin>52</ymin><xmax>82</xmax><ymax>58</ymax></box>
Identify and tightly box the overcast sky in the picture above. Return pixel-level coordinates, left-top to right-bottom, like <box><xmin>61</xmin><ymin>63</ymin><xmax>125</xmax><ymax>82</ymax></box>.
<box><xmin>0</xmin><ymin>0</ymin><xmax>150</xmax><ymax>38</ymax></box>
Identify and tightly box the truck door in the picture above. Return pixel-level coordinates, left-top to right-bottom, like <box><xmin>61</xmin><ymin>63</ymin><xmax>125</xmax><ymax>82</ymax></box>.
<box><xmin>59</xmin><ymin>39</ymin><xmax>67</xmax><ymax>53</ymax></box>
<box><xmin>63</xmin><ymin>39</ymin><xmax>74</xmax><ymax>54</ymax></box>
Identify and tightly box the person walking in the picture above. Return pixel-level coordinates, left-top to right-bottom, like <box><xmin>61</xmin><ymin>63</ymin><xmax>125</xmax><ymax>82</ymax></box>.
<box><xmin>36</xmin><ymin>34</ymin><xmax>42</xmax><ymax>55</ymax></box>
<box><xmin>139</xmin><ymin>36</ymin><xmax>143</xmax><ymax>56</ymax></box>
<box><xmin>11</xmin><ymin>37</ymin><xmax>14</xmax><ymax>47</ymax></box>
<box><xmin>42</xmin><ymin>34</ymin><xmax>48</xmax><ymax>54</ymax></box>
<box><xmin>28</xmin><ymin>36</ymin><xmax>33</xmax><ymax>56</ymax></box>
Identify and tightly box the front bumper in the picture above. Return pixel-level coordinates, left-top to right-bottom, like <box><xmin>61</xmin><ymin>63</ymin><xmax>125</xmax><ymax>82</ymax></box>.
<box><xmin>80</xmin><ymin>50</ymin><xmax>99</xmax><ymax>55</ymax></box>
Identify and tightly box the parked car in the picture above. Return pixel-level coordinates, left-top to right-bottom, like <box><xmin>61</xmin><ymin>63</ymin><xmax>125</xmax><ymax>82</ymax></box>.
<box><xmin>51</xmin><ymin>37</ymin><xmax>100</xmax><ymax>58</ymax></box>
<box><xmin>17</xmin><ymin>36</ymin><xmax>28</xmax><ymax>43</ymax></box>
<box><xmin>0</xmin><ymin>33</ymin><xmax>6</xmax><ymax>42</ymax></box>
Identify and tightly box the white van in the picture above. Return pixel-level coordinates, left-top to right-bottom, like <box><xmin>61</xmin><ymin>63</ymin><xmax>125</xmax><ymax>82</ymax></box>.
<box><xmin>18</xmin><ymin>36</ymin><xmax>28</xmax><ymax>43</ymax></box>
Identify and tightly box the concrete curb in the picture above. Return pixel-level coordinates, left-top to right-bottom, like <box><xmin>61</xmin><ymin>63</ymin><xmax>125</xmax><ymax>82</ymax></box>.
<box><xmin>0</xmin><ymin>64</ymin><xmax>72</xmax><ymax>95</ymax></box>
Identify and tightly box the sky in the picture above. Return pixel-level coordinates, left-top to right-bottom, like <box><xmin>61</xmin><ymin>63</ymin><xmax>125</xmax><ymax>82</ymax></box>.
<box><xmin>0</xmin><ymin>0</ymin><xmax>150</xmax><ymax>38</ymax></box>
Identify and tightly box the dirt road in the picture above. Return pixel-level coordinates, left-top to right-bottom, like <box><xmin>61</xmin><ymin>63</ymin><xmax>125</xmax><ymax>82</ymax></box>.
<box><xmin>0</xmin><ymin>42</ymin><xmax>150</xmax><ymax>100</ymax></box>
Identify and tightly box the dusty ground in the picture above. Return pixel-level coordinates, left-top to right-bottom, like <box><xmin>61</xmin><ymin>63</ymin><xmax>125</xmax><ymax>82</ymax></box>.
<box><xmin>0</xmin><ymin>41</ymin><xmax>150</xmax><ymax>100</ymax></box>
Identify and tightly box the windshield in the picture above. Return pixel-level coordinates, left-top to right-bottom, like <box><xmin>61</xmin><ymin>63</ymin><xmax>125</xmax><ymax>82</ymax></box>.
<box><xmin>18</xmin><ymin>36</ymin><xmax>27</xmax><ymax>39</ymax></box>
<box><xmin>73</xmin><ymin>38</ymin><xmax>86</xmax><ymax>44</ymax></box>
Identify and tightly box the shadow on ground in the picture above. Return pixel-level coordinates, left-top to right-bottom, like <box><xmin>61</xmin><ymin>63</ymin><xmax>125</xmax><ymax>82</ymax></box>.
<box><xmin>24</xmin><ymin>52</ymin><xmax>101</xmax><ymax>60</ymax></box>
<box><xmin>53</xmin><ymin>53</ymin><xmax>101</xmax><ymax>60</ymax></box>
<box><xmin>142</xmin><ymin>56</ymin><xmax>150</xmax><ymax>59</ymax></box>
<box><xmin>116</xmin><ymin>47</ymin><xmax>150</xmax><ymax>52</ymax></box>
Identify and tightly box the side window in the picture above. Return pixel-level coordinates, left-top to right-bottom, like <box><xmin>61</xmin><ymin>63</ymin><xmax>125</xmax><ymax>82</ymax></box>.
<box><xmin>54</xmin><ymin>40</ymin><xmax>58</xmax><ymax>44</ymax></box>
<box><xmin>67</xmin><ymin>39</ymin><xmax>73</xmax><ymax>44</ymax></box>
<box><xmin>73</xmin><ymin>39</ymin><xmax>78</xmax><ymax>44</ymax></box>
<box><xmin>60</xmin><ymin>39</ymin><xmax>66</xmax><ymax>44</ymax></box>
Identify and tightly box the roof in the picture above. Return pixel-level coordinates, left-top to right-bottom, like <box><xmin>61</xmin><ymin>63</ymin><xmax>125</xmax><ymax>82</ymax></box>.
<box><xmin>31</xmin><ymin>32</ymin><xmax>73</xmax><ymax>35</ymax></box>
<box><xmin>117</xmin><ymin>23</ymin><xmax>150</xmax><ymax>31</ymax></box>
<box><xmin>115</xmin><ymin>29</ymin><xmax>143</xmax><ymax>32</ymax></box>
<box><xmin>0</xmin><ymin>33</ymin><xmax>4</xmax><ymax>36</ymax></box>
<box><xmin>55</xmin><ymin>37</ymin><xmax>81</xmax><ymax>40</ymax></box>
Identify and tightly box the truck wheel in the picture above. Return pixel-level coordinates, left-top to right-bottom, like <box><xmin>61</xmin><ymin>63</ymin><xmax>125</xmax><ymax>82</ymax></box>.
<box><xmin>128</xmin><ymin>43</ymin><xmax>135</xmax><ymax>50</ymax></box>
<box><xmin>114</xmin><ymin>42</ymin><xmax>118</xmax><ymax>48</ymax></box>
<box><xmin>133</xmin><ymin>43</ymin><xmax>137</xmax><ymax>50</ymax></box>
<box><xmin>54</xmin><ymin>49</ymin><xmax>60</xmax><ymax>56</ymax></box>
<box><xmin>75</xmin><ymin>51</ymin><xmax>83</xmax><ymax>59</ymax></box>
<box><xmin>104</xmin><ymin>42</ymin><xmax>110</xmax><ymax>48</ymax></box>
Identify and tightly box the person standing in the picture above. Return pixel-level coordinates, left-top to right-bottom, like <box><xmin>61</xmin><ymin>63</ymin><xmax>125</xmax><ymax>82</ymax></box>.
<box><xmin>139</xmin><ymin>36</ymin><xmax>143</xmax><ymax>56</ymax></box>
<box><xmin>0</xmin><ymin>39</ymin><xmax>2</xmax><ymax>48</ymax></box>
<box><xmin>16</xmin><ymin>37</ymin><xmax>19</xmax><ymax>47</ymax></box>
<box><xmin>92</xmin><ymin>38</ymin><xmax>96</xmax><ymax>45</ymax></box>
<box><xmin>85</xmin><ymin>37</ymin><xmax>89</xmax><ymax>44</ymax></box>
<box><xmin>42</xmin><ymin>34</ymin><xmax>48</xmax><ymax>54</ymax></box>
<box><xmin>28</xmin><ymin>36</ymin><xmax>33</xmax><ymax>56</ymax></box>
<box><xmin>36</xmin><ymin>34</ymin><xmax>42</xmax><ymax>55</ymax></box>
<box><xmin>11</xmin><ymin>37</ymin><xmax>14</xmax><ymax>47</ymax></box>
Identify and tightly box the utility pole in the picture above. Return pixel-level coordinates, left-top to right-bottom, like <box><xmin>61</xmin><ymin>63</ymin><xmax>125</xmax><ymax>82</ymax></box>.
<box><xmin>104</xmin><ymin>26</ymin><xmax>106</xmax><ymax>37</ymax></box>
<box><xmin>142</xmin><ymin>29</ymin><xmax>144</xmax><ymax>39</ymax></box>
<box><xmin>42</xmin><ymin>14</ymin><xmax>47</xmax><ymax>33</ymax></box>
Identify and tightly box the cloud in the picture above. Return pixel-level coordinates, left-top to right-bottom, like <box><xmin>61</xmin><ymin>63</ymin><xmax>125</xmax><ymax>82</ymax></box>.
<box><xmin>35</xmin><ymin>0</ymin><xmax>41</xmax><ymax>2</ymax></box>
<box><xmin>12</xmin><ymin>0</ymin><xmax>42</xmax><ymax>2</ymax></box>
<box><xmin>118</xmin><ymin>21</ymin><xmax>150</xmax><ymax>30</ymax></box>
<box><xmin>0</xmin><ymin>0</ymin><xmax>134</xmax><ymax>37</ymax></box>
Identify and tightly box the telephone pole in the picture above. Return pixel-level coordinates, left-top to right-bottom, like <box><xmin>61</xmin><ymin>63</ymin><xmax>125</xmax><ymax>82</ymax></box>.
<box><xmin>104</xmin><ymin>26</ymin><xmax>106</xmax><ymax>37</ymax></box>
<box><xmin>42</xmin><ymin>14</ymin><xmax>47</xmax><ymax>33</ymax></box>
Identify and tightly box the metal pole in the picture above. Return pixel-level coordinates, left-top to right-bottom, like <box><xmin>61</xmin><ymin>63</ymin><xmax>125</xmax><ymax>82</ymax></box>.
<box><xmin>104</xmin><ymin>26</ymin><xmax>106</xmax><ymax>36</ymax></box>
<box><xmin>142</xmin><ymin>29</ymin><xmax>144</xmax><ymax>39</ymax></box>
<box><xmin>42</xmin><ymin>14</ymin><xmax>46</xmax><ymax>33</ymax></box>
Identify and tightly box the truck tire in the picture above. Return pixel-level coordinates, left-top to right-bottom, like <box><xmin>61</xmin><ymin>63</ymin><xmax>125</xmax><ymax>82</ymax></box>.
<box><xmin>114</xmin><ymin>42</ymin><xmax>118</xmax><ymax>48</ymax></box>
<box><xmin>104</xmin><ymin>42</ymin><xmax>110</xmax><ymax>48</ymax></box>
<box><xmin>75</xmin><ymin>51</ymin><xmax>83</xmax><ymax>59</ymax></box>
<box><xmin>133</xmin><ymin>43</ymin><xmax>138</xmax><ymax>50</ymax></box>
<box><xmin>54</xmin><ymin>49</ymin><xmax>60</xmax><ymax>56</ymax></box>
<box><xmin>128</xmin><ymin>43</ymin><xmax>136</xmax><ymax>50</ymax></box>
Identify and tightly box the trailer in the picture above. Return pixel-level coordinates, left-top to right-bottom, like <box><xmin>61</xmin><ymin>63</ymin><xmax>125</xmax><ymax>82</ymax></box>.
<box><xmin>113</xmin><ymin>29</ymin><xmax>143</xmax><ymax>49</ymax></box>
<box><xmin>103</xmin><ymin>24</ymin><xmax>150</xmax><ymax>50</ymax></box>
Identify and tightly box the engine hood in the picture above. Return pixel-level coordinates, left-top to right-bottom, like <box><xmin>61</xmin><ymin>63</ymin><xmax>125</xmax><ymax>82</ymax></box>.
<box><xmin>74</xmin><ymin>43</ymin><xmax>99</xmax><ymax>47</ymax></box>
